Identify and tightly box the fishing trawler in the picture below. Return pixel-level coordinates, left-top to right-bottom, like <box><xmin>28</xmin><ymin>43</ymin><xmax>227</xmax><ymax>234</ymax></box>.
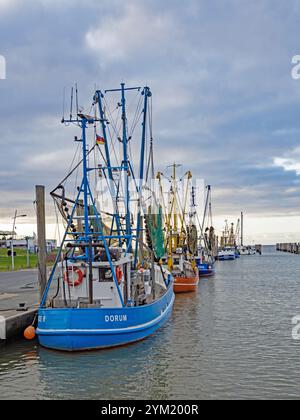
<box><xmin>239</xmin><ymin>246</ymin><xmax>256</xmax><ymax>255</ymax></box>
<box><xmin>218</xmin><ymin>221</ymin><xmax>239</xmax><ymax>261</ymax></box>
<box><xmin>36</xmin><ymin>84</ymin><xmax>175</xmax><ymax>351</ymax></box>
<box><xmin>157</xmin><ymin>165</ymin><xmax>199</xmax><ymax>293</ymax></box>
<box><xmin>196</xmin><ymin>186</ymin><xmax>216</xmax><ymax>277</ymax></box>
<box><xmin>218</xmin><ymin>247</ymin><xmax>236</xmax><ymax>261</ymax></box>
<box><xmin>197</xmin><ymin>261</ymin><xmax>215</xmax><ymax>277</ymax></box>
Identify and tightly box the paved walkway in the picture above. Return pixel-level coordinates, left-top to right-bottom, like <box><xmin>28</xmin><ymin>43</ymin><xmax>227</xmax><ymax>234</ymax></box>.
<box><xmin>0</xmin><ymin>270</ymin><xmax>39</xmax><ymax>318</ymax></box>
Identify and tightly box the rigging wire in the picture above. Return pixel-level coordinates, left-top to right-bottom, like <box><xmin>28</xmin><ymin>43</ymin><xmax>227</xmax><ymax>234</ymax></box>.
<box><xmin>62</xmin><ymin>87</ymin><xmax>66</xmax><ymax>121</ymax></box>
<box><xmin>128</xmin><ymin>93</ymin><xmax>143</xmax><ymax>138</ymax></box>
<box><xmin>70</xmin><ymin>86</ymin><xmax>74</xmax><ymax>120</ymax></box>
<box><xmin>146</xmin><ymin>95</ymin><xmax>155</xmax><ymax>182</ymax></box>
<box><xmin>52</xmin><ymin>144</ymin><xmax>97</xmax><ymax>190</ymax></box>
<box><xmin>103</xmin><ymin>95</ymin><xmax>121</xmax><ymax>141</ymax></box>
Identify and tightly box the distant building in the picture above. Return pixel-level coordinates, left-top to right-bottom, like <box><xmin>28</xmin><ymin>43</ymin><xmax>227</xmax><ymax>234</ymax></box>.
<box><xmin>3</xmin><ymin>237</ymin><xmax>57</xmax><ymax>253</ymax></box>
<box><xmin>0</xmin><ymin>231</ymin><xmax>14</xmax><ymax>248</ymax></box>
<box><xmin>0</xmin><ymin>231</ymin><xmax>14</xmax><ymax>236</ymax></box>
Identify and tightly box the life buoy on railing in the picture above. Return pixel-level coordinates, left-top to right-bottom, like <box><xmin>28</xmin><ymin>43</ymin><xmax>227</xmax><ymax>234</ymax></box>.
<box><xmin>115</xmin><ymin>266</ymin><xmax>123</xmax><ymax>285</ymax></box>
<box><xmin>64</xmin><ymin>267</ymin><xmax>84</xmax><ymax>287</ymax></box>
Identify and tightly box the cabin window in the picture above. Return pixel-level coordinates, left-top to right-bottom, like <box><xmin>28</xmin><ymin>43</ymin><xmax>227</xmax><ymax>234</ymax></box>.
<box><xmin>98</xmin><ymin>268</ymin><xmax>114</xmax><ymax>282</ymax></box>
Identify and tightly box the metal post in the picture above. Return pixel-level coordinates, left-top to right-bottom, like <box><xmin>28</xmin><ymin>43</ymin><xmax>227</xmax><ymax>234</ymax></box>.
<box><xmin>81</xmin><ymin>120</ymin><xmax>90</xmax><ymax>247</ymax></box>
<box><xmin>26</xmin><ymin>237</ymin><xmax>30</xmax><ymax>268</ymax></box>
<box><xmin>95</xmin><ymin>90</ymin><xmax>122</xmax><ymax>244</ymax></box>
<box><xmin>11</xmin><ymin>210</ymin><xmax>17</xmax><ymax>271</ymax></box>
<box><xmin>202</xmin><ymin>186</ymin><xmax>210</xmax><ymax>237</ymax></box>
<box><xmin>134</xmin><ymin>86</ymin><xmax>150</xmax><ymax>267</ymax></box>
<box><xmin>121</xmin><ymin>83</ymin><xmax>131</xmax><ymax>249</ymax></box>
<box><xmin>81</xmin><ymin>120</ymin><xmax>95</xmax><ymax>305</ymax></box>
<box><xmin>241</xmin><ymin>211</ymin><xmax>244</xmax><ymax>247</ymax></box>
<box><xmin>88</xmin><ymin>238</ymin><xmax>93</xmax><ymax>305</ymax></box>
<box><xmin>95</xmin><ymin>91</ymin><xmax>115</xmax><ymax>187</ymax></box>
<box><xmin>36</xmin><ymin>185</ymin><xmax>47</xmax><ymax>301</ymax></box>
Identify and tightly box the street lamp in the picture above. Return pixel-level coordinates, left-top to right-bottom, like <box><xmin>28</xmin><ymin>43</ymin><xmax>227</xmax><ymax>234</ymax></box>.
<box><xmin>25</xmin><ymin>236</ymin><xmax>30</xmax><ymax>268</ymax></box>
<box><xmin>11</xmin><ymin>210</ymin><xmax>27</xmax><ymax>271</ymax></box>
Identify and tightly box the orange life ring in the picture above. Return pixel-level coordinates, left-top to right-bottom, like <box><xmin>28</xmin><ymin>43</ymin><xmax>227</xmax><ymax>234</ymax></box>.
<box><xmin>115</xmin><ymin>266</ymin><xmax>123</xmax><ymax>285</ymax></box>
<box><xmin>64</xmin><ymin>267</ymin><xmax>84</xmax><ymax>287</ymax></box>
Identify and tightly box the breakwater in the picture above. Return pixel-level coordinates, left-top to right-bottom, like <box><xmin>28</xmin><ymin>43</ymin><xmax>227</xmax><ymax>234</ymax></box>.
<box><xmin>276</xmin><ymin>243</ymin><xmax>300</xmax><ymax>254</ymax></box>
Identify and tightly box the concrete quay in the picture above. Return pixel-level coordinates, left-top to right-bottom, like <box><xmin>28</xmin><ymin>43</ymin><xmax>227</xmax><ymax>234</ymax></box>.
<box><xmin>0</xmin><ymin>269</ymin><xmax>39</xmax><ymax>342</ymax></box>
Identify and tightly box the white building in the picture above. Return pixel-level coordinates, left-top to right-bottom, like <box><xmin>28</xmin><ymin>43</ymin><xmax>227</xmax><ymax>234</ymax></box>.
<box><xmin>1</xmin><ymin>235</ymin><xmax>57</xmax><ymax>253</ymax></box>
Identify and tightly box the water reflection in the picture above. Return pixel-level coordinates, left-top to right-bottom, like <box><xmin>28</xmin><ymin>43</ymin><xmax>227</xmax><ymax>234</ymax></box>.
<box><xmin>37</xmin><ymin>331</ymin><xmax>173</xmax><ymax>400</ymax></box>
<box><xmin>1</xmin><ymin>247</ymin><xmax>300</xmax><ymax>399</ymax></box>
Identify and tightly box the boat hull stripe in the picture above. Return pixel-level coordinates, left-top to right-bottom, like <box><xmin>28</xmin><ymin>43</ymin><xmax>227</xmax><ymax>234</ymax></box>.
<box><xmin>37</xmin><ymin>294</ymin><xmax>175</xmax><ymax>336</ymax></box>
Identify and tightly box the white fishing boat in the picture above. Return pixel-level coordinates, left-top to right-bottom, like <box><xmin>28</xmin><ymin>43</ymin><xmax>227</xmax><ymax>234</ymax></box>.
<box><xmin>218</xmin><ymin>247</ymin><xmax>236</xmax><ymax>261</ymax></box>
<box><xmin>239</xmin><ymin>246</ymin><xmax>256</xmax><ymax>256</ymax></box>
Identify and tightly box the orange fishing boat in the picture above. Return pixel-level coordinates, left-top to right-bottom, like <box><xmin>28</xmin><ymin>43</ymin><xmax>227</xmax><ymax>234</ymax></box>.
<box><xmin>157</xmin><ymin>164</ymin><xmax>199</xmax><ymax>294</ymax></box>
<box><xmin>172</xmin><ymin>260</ymin><xmax>199</xmax><ymax>293</ymax></box>
<box><xmin>174</xmin><ymin>274</ymin><xmax>199</xmax><ymax>293</ymax></box>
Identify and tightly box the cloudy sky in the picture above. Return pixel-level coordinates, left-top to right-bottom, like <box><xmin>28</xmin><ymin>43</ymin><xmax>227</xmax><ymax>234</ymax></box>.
<box><xmin>0</xmin><ymin>0</ymin><xmax>300</xmax><ymax>244</ymax></box>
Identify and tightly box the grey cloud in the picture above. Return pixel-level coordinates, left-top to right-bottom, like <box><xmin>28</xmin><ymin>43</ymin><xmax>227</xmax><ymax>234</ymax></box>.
<box><xmin>0</xmin><ymin>0</ymin><xmax>300</xmax><ymax>225</ymax></box>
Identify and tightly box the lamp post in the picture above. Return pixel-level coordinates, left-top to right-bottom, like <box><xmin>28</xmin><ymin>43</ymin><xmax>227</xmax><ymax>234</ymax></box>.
<box><xmin>25</xmin><ymin>236</ymin><xmax>30</xmax><ymax>268</ymax></box>
<box><xmin>11</xmin><ymin>211</ymin><xmax>27</xmax><ymax>271</ymax></box>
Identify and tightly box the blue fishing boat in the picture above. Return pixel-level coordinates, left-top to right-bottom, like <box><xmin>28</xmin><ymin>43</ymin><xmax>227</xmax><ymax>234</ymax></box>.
<box><xmin>196</xmin><ymin>186</ymin><xmax>217</xmax><ymax>277</ymax></box>
<box><xmin>197</xmin><ymin>262</ymin><xmax>215</xmax><ymax>277</ymax></box>
<box><xmin>37</xmin><ymin>83</ymin><xmax>175</xmax><ymax>351</ymax></box>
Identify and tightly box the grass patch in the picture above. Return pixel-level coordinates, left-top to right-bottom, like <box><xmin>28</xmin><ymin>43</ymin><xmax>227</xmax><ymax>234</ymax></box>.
<box><xmin>0</xmin><ymin>248</ymin><xmax>59</xmax><ymax>272</ymax></box>
<box><xmin>0</xmin><ymin>248</ymin><xmax>38</xmax><ymax>271</ymax></box>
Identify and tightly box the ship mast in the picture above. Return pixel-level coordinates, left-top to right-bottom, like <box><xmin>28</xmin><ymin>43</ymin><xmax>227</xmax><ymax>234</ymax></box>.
<box><xmin>172</xmin><ymin>163</ymin><xmax>178</xmax><ymax>249</ymax></box>
<box><xmin>121</xmin><ymin>83</ymin><xmax>131</xmax><ymax>247</ymax></box>
<box><xmin>40</xmin><ymin>112</ymin><xmax>126</xmax><ymax>308</ymax></box>
<box><xmin>102</xmin><ymin>84</ymin><xmax>141</xmax><ymax>250</ymax></box>
<box><xmin>241</xmin><ymin>211</ymin><xmax>244</xmax><ymax>247</ymax></box>
<box><xmin>40</xmin><ymin>83</ymin><xmax>159</xmax><ymax>311</ymax></box>
<box><xmin>135</xmin><ymin>86</ymin><xmax>151</xmax><ymax>267</ymax></box>
<box><xmin>94</xmin><ymin>90</ymin><xmax>122</xmax><ymax>244</ymax></box>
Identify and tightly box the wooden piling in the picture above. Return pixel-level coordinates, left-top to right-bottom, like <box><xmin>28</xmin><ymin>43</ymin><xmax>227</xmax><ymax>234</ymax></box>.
<box><xmin>35</xmin><ymin>185</ymin><xmax>47</xmax><ymax>301</ymax></box>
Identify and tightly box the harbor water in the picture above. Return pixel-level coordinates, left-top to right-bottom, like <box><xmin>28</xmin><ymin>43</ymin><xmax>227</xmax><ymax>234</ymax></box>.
<box><xmin>1</xmin><ymin>246</ymin><xmax>300</xmax><ymax>400</ymax></box>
